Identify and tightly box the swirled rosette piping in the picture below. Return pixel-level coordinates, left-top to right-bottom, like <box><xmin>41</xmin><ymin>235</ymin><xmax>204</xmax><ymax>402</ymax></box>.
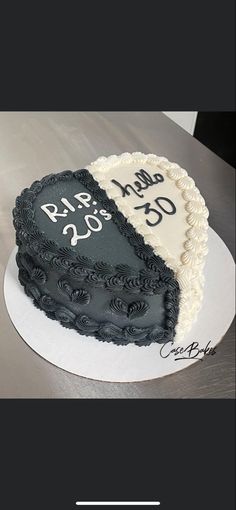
<box><xmin>124</xmin><ymin>326</ymin><xmax>148</xmax><ymax>341</ymax></box>
<box><xmin>55</xmin><ymin>307</ymin><xmax>76</xmax><ymax>323</ymax></box>
<box><xmin>39</xmin><ymin>294</ymin><xmax>57</xmax><ymax>311</ymax></box>
<box><xmin>75</xmin><ymin>315</ymin><xmax>98</xmax><ymax>333</ymax></box>
<box><xmin>97</xmin><ymin>323</ymin><xmax>124</xmax><ymax>342</ymax></box>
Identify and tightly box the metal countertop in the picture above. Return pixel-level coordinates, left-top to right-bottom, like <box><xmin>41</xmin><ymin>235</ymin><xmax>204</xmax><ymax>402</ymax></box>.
<box><xmin>0</xmin><ymin>111</ymin><xmax>235</xmax><ymax>398</ymax></box>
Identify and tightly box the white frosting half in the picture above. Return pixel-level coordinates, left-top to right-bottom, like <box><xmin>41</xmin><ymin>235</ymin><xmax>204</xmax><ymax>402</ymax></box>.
<box><xmin>86</xmin><ymin>152</ymin><xmax>209</xmax><ymax>342</ymax></box>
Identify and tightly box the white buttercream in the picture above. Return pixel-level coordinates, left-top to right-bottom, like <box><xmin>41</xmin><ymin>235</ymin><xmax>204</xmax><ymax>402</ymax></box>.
<box><xmin>87</xmin><ymin>152</ymin><xmax>209</xmax><ymax>342</ymax></box>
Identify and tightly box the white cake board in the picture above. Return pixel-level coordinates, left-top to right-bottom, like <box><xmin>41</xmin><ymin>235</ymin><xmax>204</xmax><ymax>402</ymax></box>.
<box><xmin>4</xmin><ymin>228</ymin><xmax>235</xmax><ymax>382</ymax></box>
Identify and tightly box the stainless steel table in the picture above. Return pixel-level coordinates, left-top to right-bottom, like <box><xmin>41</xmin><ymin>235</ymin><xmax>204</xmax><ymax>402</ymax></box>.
<box><xmin>0</xmin><ymin>112</ymin><xmax>235</xmax><ymax>398</ymax></box>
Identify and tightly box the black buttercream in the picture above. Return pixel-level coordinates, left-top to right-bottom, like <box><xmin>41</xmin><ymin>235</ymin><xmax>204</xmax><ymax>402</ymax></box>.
<box><xmin>12</xmin><ymin>169</ymin><xmax>180</xmax><ymax>346</ymax></box>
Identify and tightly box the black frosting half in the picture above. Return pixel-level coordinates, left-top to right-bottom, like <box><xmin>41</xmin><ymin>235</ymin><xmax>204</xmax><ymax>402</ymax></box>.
<box><xmin>12</xmin><ymin>169</ymin><xmax>180</xmax><ymax>346</ymax></box>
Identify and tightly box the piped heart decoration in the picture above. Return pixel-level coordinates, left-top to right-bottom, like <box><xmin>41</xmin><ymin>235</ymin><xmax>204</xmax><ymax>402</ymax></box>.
<box><xmin>110</xmin><ymin>297</ymin><xmax>149</xmax><ymax>320</ymax></box>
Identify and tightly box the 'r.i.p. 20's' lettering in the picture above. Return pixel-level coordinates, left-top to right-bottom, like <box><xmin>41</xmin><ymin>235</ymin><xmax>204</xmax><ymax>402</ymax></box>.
<box><xmin>41</xmin><ymin>193</ymin><xmax>94</xmax><ymax>222</ymax></box>
<box><xmin>40</xmin><ymin>192</ymin><xmax>112</xmax><ymax>246</ymax></box>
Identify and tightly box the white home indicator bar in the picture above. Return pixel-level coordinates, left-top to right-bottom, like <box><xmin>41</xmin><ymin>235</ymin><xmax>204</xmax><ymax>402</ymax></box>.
<box><xmin>76</xmin><ymin>503</ymin><xmax>160</xmax><ymax>507</ymax></box>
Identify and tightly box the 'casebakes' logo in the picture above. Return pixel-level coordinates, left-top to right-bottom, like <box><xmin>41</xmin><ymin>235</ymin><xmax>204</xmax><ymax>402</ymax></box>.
<box><xmin>75</xmin><ymin>503</ymin><xmax>161</xmax><ymax>508</ymax></box>
<box><xmin>160</xmin><ymin>340</ymin><xmax>217</xmax><ymax>361</ymax></box>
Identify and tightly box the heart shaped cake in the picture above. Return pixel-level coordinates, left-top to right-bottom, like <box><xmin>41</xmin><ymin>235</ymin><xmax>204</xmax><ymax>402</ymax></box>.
<box><xmin>12</xmin><ymin>152</ymin><xmax>209</xmax><ymax>346</ymax></box>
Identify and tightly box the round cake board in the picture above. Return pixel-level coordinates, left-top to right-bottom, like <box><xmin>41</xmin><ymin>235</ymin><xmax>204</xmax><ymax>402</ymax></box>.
<box><xmin>4</xmin><ymin>228</ymin><xmax>235</xmax><ymax>383</ymax></box>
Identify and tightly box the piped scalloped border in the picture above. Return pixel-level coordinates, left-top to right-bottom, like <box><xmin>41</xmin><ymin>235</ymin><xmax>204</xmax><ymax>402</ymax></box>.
<box><xmin>16</xmin><ymin>248</ymin><xmax>176</xmax><ymax>347</ymax></box>
<box><xmin>87</xmin><ymin>152</ymin><xmax>209</xmax><ymax>342</ymax></box>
